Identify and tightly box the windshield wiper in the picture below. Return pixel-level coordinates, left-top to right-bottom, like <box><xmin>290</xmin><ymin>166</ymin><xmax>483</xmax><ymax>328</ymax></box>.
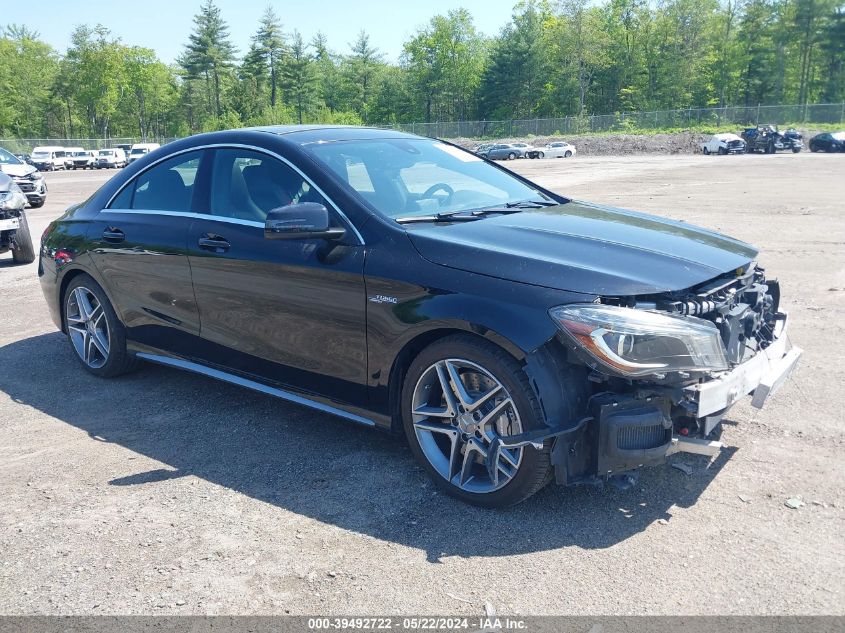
<box><xmin>395</xmin><ymin>199</ymin><xmax>558</xmax><ymax>224</ymax></box>
<box><xmin>395</xmin><ymin>211</ymin><xmax>484</xmax><ymax>224</ymax></box>
<box><xmin>504</xmin><ymin>199</ymin><xmax>559</xmax><ymax>208</ymax></box>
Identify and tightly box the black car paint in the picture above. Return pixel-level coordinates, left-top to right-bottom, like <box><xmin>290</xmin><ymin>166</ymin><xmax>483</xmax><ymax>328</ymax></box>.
<box><xmin>809</xmin><ymin>132</ymin><xmax>845</xmax><ymax>152</ymax></box>
<box><xmin>39</xmin><ymin>127</ymin><xmax>757</xmax><ymax>436</ymax></box>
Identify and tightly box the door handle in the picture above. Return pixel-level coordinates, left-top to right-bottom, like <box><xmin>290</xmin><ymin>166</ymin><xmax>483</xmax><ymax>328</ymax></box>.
<box><xmin>102</xmin><ymin>228</ymin><xmax>125</xmax><ymax>243</ymax></box>
<box><xmin>198</xmin><ymin>234</ymin><xmax>230</xmax><ymax>253</ymax></box>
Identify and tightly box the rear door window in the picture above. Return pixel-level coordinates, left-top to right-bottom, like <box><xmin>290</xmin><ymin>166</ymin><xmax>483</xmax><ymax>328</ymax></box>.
<box><xmin>109</xmin><ymin>151</ymin><xmax>203</xmax><ymax>212</ymax></box>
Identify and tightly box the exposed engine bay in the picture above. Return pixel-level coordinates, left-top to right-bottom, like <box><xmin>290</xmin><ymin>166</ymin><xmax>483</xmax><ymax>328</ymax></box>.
<box><xmin>526</xmin><ymin>265</ymin><xmax>801</xmax><ymax>486</ymax></box>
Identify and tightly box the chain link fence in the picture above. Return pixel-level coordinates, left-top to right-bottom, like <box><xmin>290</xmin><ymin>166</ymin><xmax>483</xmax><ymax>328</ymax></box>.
<box><xmin>0</xmin><ymin>137</ymin><xmax>179</xmax><ymax>154</ymax></box>
<box><xmin>2</xmin><ymin>104</ymin><xmax>844</xmax><ymax>151</ymax></box>
<box><xmin>383</xmin><ymin>103</ymin><xmax>845</xmax><ymax>139</ymax></box>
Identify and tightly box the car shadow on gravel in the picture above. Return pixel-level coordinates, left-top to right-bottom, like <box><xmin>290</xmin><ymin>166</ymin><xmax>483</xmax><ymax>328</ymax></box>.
<box><xmin>1</xmin><ymin>333</ymin><xmax>736</xmax><ymax>562</ymax></box>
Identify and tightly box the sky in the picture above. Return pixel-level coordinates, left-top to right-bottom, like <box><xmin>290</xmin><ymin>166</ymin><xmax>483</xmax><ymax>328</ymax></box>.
<box><xmin>2</xmin><ymin>0</ymin><xmax>518</xmax><ymax>64</ymax></box>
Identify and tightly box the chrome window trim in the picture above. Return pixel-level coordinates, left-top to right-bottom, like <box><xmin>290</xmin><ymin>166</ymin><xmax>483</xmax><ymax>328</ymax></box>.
<box><xmin>103</xmin><ymin>142</ymin><xmax>365</xmax><ymax>244</ymax></box>
<box><xmin>136</xmin><ymin>352</ymin><xmax>376</xmax><ymax>427</ymax></box>
<box><xmin>100</xmin><ymin>208</ymin><xmax>264</xmax><ymax>229</ymax></box>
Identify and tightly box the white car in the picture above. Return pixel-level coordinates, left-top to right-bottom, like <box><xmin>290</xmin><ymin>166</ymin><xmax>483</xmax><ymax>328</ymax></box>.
<box><xmin>63</xmin><ymin>146</ymin><xmax>85</xmax><ymax>169</ymax></box>
<box><xmin>95</xmin><ymin>148</ymin><xmax>127</xmax><ymax>169</ymax></box>
<box><xmin>701</xmin><ymin>133</ymin><xmax>746</xmax><ymax>155</ymax></box>
<box><xmin>0</xmin><ymin>146</ymin><xmax>47</xmax><ymax>208</ymax></box>
<box><xmin>30</xmin><ymin>146</ymin><xmax>67</xmax><ymax>171</ymax></box>
<box><xmin>70</xmin><ymin>150</ymin><xmax>97</xmax><ymax>170</ymax></box>
<box><xmin>127</xmin><ymin>142</ymin><xmax>161</xmax><ymax>165</ymax></box>
<box><xmin>531</xmin><ymin>141</ymin><xmax>577</xmax><ymax>159</ymax></box>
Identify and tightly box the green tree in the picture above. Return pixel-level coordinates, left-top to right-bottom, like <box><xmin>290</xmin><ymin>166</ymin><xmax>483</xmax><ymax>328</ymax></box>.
<box><xmin>402</xmin><ymin>9</ymin><xmax>487</xmax><ymax>122</ymax></box>
<box><xmin>253</xmin><ymin>6</ymin><xmax>286</xmax><ymax>108</ymax></box>
<box><xmin>282</xmin><ymin>31</ymin><xmax>317</xmax><ymax>124</ymax></box>
<box><xmin>479</xmin><ymin>1</ymin><xmax>553</xmax><ymax>119</ymax></box>
<box><xmin>179</xmin><ymin>0</ymin><xmax>237</xmax><ymax>125</ymax></box>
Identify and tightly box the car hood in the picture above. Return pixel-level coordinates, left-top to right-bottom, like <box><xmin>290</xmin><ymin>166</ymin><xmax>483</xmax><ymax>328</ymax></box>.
<box><xmin>0</xmin><ymin>163</ymin><xmax>37</xmax><ymax>178</ymax></box>
<box><xmin>406</xmin><ymin>201</ymin><xmax>758</xmax><ymax>296</ymax></box>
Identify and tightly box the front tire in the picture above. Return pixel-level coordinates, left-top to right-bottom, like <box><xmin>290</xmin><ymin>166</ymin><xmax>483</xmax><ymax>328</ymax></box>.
<box><xmin>507</xmin><ymin>152</ymin><xmax>516</xmax><ymax>160</ymax></box>
<box><xmin>63</xmin><ymin>274</ymin><xmax>138</xmax><ymax>377</ymax></box>
<box><xmin>11</xmin><ymin>213</ymin><xmax>35</xmax><ymax>264</ymax></box>
<box><xmin>564</xmin><ymin>150</ymin><xmax>572</xmax><ymax>158</ymax></box>
<box><xmin>401</xmin><ymin>335</ymin><xmax>553</xmax><ymax>507</ymax></box>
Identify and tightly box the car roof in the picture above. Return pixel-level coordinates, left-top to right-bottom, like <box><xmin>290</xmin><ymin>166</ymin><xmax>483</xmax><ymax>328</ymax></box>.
<box><xmin>244</xmin><ymin>124</ymin><xmax>420</xmax><ymax>144</ymax></box>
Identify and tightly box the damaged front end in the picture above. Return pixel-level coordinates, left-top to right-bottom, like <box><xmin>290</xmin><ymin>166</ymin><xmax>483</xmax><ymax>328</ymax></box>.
<box><xmin>518</xmin><ymin>265</ymin><xmax>801</xmax><ymax>486</ymax></box>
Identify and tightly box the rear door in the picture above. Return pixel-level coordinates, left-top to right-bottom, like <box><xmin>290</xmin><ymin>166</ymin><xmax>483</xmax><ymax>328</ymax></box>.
<box><xmin>87</xmin><ymin>150</ymin><xmax>205</xmax><ymax>354</ymax></box>
<box><xmin>185</xmin><ymin>147</ymin><xmax>368</xmax><ymax>407</ymax></box>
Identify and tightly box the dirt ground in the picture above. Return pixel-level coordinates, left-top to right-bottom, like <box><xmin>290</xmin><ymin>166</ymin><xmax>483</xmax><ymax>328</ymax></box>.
<box><xmin>451</xmin><ymin>127</ymin><xmax>831</xmax><ymax>155</ymax></box>
<box><xmin>1</xmin><ymin>153</ymin><xmax>843</xmax><ymax>616</ymax></box>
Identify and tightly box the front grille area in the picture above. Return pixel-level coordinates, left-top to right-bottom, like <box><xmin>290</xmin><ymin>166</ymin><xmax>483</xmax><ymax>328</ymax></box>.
<box><xmin>617</xmin><ymin>424</ymin><xmax>671</xmax><ymax>450</ymax></box>
<box><xmin>16</xmin><ymin>182</ymin><xmax>35</xmax><ymax>192</ymax></box>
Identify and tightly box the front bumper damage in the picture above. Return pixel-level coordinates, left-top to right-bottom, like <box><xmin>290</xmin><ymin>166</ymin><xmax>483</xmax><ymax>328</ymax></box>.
<box><xmin>501</xmin><ymin>312</ymin><xmax>801</xmax><ymax>486</ymax></box>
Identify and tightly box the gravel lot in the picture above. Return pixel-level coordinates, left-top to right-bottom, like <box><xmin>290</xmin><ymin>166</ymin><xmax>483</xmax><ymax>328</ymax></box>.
<box><xmin>1</xmin><ymin>154</ymin><xmax>843</xmax><ymax>616</ymax></box>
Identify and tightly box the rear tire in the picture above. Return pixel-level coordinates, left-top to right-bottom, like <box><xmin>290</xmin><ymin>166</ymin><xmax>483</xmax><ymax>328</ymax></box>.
<box><xmin>401</xmin><ymin>334</ymin><xmax>553</xmax><ymax>508</ymax></box>
<box><xmin>11</xmin><ymin>213</ymin><xmax>35</xmax><ymax>264</ymax></box>
<box><xmin>63</xmin><ymin>274</ymin><xmax>139</xmax><ymax>378</ymax></box>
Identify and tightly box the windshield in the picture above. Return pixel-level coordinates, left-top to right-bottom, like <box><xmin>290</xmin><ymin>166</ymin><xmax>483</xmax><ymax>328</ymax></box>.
<box><xmin>305</xmin><ymin>138</ymin><xmax>550</xmax><ymax>219</ymax></box>
<box><xmin>73</xmin><ymin>151</ymin><xmax>89</xmax><ymax>157</ymax></box>
<box><xmin>130</xmin><ymin>148</ymin><xmax>147</xmax><ymax>155</ymax></box>
<box><xmin>32</xmin><ymin>152</ymin><xmax>50</xmax><ymax>159</ymax></box>
<box><xmin>0</xmin><ymin>148</ymin><xmax>22</xmax><ymax>165</ymax></box>
<box><xmin>99</xmin><ymin>150</ymin><xmax>114</xmax><ymax>156</ymax></box>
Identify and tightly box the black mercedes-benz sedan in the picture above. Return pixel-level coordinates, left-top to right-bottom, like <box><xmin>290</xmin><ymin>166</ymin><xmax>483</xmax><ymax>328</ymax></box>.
<box><xmin>39</xmin><ymin>126</ymin><xmax>802</xmax><ymax>507</ymax></box>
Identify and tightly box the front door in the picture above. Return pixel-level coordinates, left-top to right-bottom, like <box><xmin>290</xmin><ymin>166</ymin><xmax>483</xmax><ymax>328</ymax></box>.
<box><xmin>185</xmin><ymin>147</ymin><xmax>368</xmax><ymax>407</ymax></box>
<box><xmin>87</xmin><ymin>150</ymin><xmax>205</xmax><ymax>353</ymax></box>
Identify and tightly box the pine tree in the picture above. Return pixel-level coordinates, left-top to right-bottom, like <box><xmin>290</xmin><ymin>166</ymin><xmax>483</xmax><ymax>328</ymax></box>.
<box><xmin>179</xmin><ymin>0</ymin><xmax>237</xmax><ymax>121</ymax></box>
<box><xmin>254</xmin><ymin>6</ymin><xmax>286</xmax><ymax>108</ymax></box>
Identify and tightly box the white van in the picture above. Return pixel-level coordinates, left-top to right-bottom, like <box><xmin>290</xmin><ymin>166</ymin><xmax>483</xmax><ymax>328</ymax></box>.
<box><xmin>30</xmin><ymin>146</ymin><xmax>67</xmax><ymax>171</ymax></box>
<box><xmin>95</xmin><ymin>148</ymin><xmax>127</xmax><ymax>169</ymax></box>
<box><xmin>63</xmin><ymin>147</ymin><xmax>85</xmax><ymax>169</ymax></box>
<box><xmin>127</xmin><ymin>142</ymin><xmax>161</xmax><ymax>165</ymax></box>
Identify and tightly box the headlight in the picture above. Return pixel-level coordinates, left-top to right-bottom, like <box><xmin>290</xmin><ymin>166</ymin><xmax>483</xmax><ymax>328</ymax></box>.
<box><xmin>549</xmin><ymin>304</ymin><xmax>728</xmax><ymax>377</ymax></box>
<box><xmin>29</xmin><ymin>171</ymin><xmax>44</xmax><ymax>180</ymax></box>
<box><xmin>0</xmin><ymin>188</ymin><xmax>27</xmax><ymax>210</ymax></box>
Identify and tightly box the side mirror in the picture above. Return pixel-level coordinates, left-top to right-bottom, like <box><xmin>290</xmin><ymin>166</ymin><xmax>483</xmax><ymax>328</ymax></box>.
<box><xmin>264</xmin><ymin>202</ymin><xmax>346</xmax><ymax>241</ymax></box>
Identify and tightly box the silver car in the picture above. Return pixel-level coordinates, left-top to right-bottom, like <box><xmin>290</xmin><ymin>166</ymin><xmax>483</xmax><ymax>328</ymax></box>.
<box><xmin>484</xmin><ymin>143</ymin><xmax>526</xmax><ymax>160</ymax></box>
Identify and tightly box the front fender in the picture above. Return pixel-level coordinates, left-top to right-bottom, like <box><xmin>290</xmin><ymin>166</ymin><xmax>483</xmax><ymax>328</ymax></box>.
<box><xmin>364</xmin><ymin>240</ymin><xmax>592</xmax><ymax>421</ymax></box>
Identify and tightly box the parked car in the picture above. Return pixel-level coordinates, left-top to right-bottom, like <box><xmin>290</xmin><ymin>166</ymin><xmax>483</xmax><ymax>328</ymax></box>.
<box><xmin>126</xmin><ymin>142</ymin><xmax>161</xmax><ymax>165</ymax></box>
<box><xmin>0</xmin><ymin>171</ymin><xmax>35</xmax><ymax>264</ymax></box>
<box><xmin>95</xmin><ymin>148</ymin><xmax>127</xmax><ymax>169</ymax></box>
<box><xmin>701</xmin><ymin>133</ymin><xmax>746</xmax><ymax>155</ymax></box>
<box><xmin>809</xmin><ymin>131</ymin><xmax>845</xmax><ymax>152</ymax></box>
<box><xmin>71</xmin><ymin>150</ymin><xmax>97</xmax><ymax>170</ymax></box>
<box><xmin>508</xmin><ymin>142</ymin><xmax>534</xmax><ymax>157</ymax></box>
<box><xmin>15</xmin><ymin>153</ymin><xmax>33</xmax><ymax>165</ymax></box>
<box><xmin>484</xmin><ymin>143</ymin><xmax>527</xmax><ymax>160</ymax></box>
<box><xmin>30</xmin><ymin>146</ymin><xmax>67</xmax><ymax>171</ymax></box>
<box><xmin>742</xmin><ymin>125</ymin><xmax>802</xmax><ymax>154</ymax></box>
<box><xmin>0</xmin><ymin>147</ymin><xmax>47</xmax><ymax>208</ymax></box>
<box><xmin>63</xmin><ymin>147</ymin><xmax>86</xmax><ymax>169</ymax></box>
<box><xmin>39</xmin><ymin>126</ymin><xmax>801</xmax><ymax>507</ymax></box>
<box><xmin>528</xmin><ymin>141</ymin><xmax>577</xmax><ymax>159</ymax></box>
<box><xmin>473</xmin><ymin>143</ymin><xmax>494</xmax><ymax>157</ymax></box>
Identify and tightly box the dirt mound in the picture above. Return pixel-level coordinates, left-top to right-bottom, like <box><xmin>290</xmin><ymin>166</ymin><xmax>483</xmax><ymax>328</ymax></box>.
<box><xmin>449</xmin><ymin>128</ymin><xmax>826</xmax><ymax>156</ymax></box>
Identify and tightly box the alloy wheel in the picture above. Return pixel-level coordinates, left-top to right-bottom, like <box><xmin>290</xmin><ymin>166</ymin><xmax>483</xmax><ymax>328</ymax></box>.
<box><xmin>66</xmin><ymin>286</ymin><xmax>110</xmax><ymax>369</ymax></box>
<box><xmin>411</xmin><ymin>358</ymin><xmax>523</xmax><ymax>493</ymax></box>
